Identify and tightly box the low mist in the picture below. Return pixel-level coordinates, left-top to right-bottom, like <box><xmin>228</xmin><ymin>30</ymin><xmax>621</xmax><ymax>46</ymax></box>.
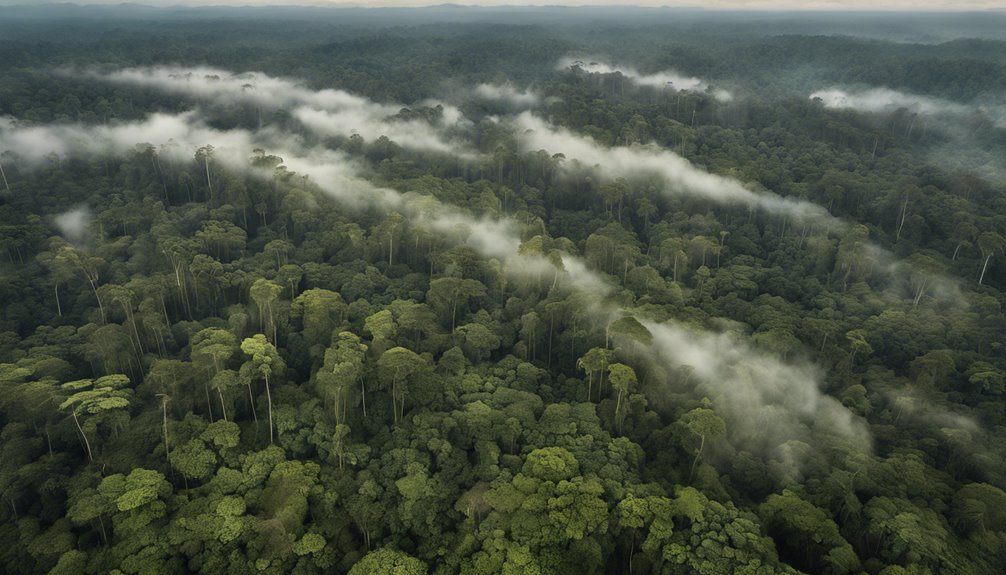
<box><xmin>53</xmin><ymin>206</ymin><xmax>92</xmax><ymax>246</ymax></box>
<box><xmin>810</xmin><ymin>86</ymin><xmax>971</xmax><ymax>116</ymax></box>
<box><xmin>642</xmin><ymin>320</ymin><xmax>870</xmax><ymax>473</ymax></box>
<box><xmin>473</xmin><ymin>83</ymin><xmax>541</xmax><ymax>108</ymax></box>
<box><xmin>516</xmin><ymin>111</ymin><xmax>836</xmax><ymax>225</ymax></box>
<box><xmin>87</xmin><ymin>66</ymin><xmax>472</xmax><ymax>157</ymax></box>
<box><xmin>558</xmin><ymin>57</ymin><xmax>733</xmax><ymax>102</ymax></box>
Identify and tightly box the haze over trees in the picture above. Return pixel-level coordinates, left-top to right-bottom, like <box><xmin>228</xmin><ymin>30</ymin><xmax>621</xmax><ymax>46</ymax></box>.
<box><xmin>1</xmin><ymin>5</ymin><xmax>1006</xmax><ymax>575</ymax></box>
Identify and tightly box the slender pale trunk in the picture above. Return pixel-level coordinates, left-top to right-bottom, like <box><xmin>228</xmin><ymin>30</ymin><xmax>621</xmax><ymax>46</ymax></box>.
<box><xmin>399</xmin><ymin>390</ymin><xmax>405</xmax><ymax>425</ymax></box>
<box><xmin>154</xmin><ymin>155</ymin><xmax>168</xmax><ymax>202</ymax></box>
<box><xmin>451</xmin><ymin>297</ymin><xmax>457</xmax><ymax>332</ymax></box>
<box><xmin>161</xmin><ymin>399</ymin><xmax>170</xmax><ymax>460</ymax></box>
<box><xmin>0</xmin><ymin>158</ymin><xmax>9</xmax><ymax>194</ymax></box>
<box><xmin>97</xmin><ymin>516</ymin><xmax>108</xmax><ymax>546</ymax></box>
<box><xmin>204</xmin><ymin>380</ymin><xmax>214</xmax><ymax>423</ymax></box>
<box><xmin>896</xmin><ymin>198</ymin><xmax>908</xmax><ymax>242</ymax></box>
<box><xmin>54</xmin><ymin>283</ymin><xmax>62</xmax><ymax>316</ymax></box>
<box><xmin>979</xmin><ymin>254</ymin><xmax>992</xmax><ymax>285</ymax></box>
<box><xmin>204</xmin><ymin>156</ymin><xmax>212</xmax><ymax>197</ymax></box>
<box><xmin>341</xmin><ymin>388</ymin><xmax>348</xmax><ymax>425</ymax></box>
<box><xmin>217</xmin><ymin>388</ymin><xmax>228</xmax><ymax>422</ymax></box>
<box><xmin>87</xmin><ymin>277</ymin><xmax>105</xmax><ymax>323</ymax></box>
<box><xmin>71</xmin><ymin>408</ymin><xmax>93</xmax><ymax>462</ymax></box>
<box><xmin>913</xmin><ymin>280</ymin><xmax>928</xmax><ymax>307</ymax></box>
<box><xmin>689</xmin><ymin>434</ymin><xmax>705</xmax><ymax>482</ymax></box>
<box><xmin>264</xmin><ymin>373</ymin><xmax>274</xmax><ymax>443</ymax></box>
<box><xmin>246</xmin><ymin>382</ymin><xmax>258</xmax><ymax>423</ymax></box>
<box><xmin>124</xmin><ymin>302</ymin><xmax>145</xmax><ymax>356</ymax></box>
<box><xmin>360</xmin><ymin>376</ymin><xmax>367</xmax><ymax>419</ymax></box>
<box><xmin>392</xmin><ymin>377</ymin><xmax>399</xmax><ymax>426</ymax></box>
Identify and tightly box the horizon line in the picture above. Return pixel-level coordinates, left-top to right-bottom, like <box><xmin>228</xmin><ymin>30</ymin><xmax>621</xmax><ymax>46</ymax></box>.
<box><xmin>1</xmin><ymin>2</ymin><xmax>1004</xmax><ymax>13</ymax></box>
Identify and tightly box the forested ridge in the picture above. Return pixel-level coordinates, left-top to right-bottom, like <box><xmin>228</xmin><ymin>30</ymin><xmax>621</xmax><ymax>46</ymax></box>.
<box><xmin>1</xmin><ymin>9</ymin><xmax>1006</xmax><ymax>575</ymax></box>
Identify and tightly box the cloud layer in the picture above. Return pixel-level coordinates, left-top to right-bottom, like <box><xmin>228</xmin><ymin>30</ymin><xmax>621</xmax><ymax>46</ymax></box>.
<box><xmin>516</xmin><ymin>111</ymin><xmax>837</xmax><ymax>225</ymax></box>
<box><xmin>473</xmin><ymin>83</ymin><xmax>541</xmax><ymax>108</ymax></box>
<box><xmin>0</xmin><ymin>112</ymin><xmax>254</xmax><ymax>165</ymax></box>
<box><xmin>53</xmin><ymin>206</ymin><xmax>93</xmax><ymax>246</ymax></box>
<box><xmin>1</xmin><ymin>105</ymin><xmax>870</xmax><ymax>468</ymax></box>
<box><xmin>559</xmin><ymin>57</ymin><xmax>733</xmax><ymax>102</ymax></box>
<box><xmin>642</xmin><ymin>320</ymin><xmax>870</xmax><ymax>466</ymax></box>
<box><xmin>88</xmin><ymin>66</ymin><xmax>472</xmax><ymax>156</ymax></box>
<box><xmin>810</xmin><ymin>87</ymin><xmax>970</xmax><ymax>115</ymax></box>
<box><xmin>10</xmin><ymin>65</ymin><xmax>927</xmax><ymax>474</ymax></box>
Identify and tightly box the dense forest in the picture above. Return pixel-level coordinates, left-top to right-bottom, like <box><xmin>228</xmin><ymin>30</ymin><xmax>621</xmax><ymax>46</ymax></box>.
<box><xmin>1</xmin><ymin>6</ymin><xmax>1006</xmax><ymax>574</ymax></box>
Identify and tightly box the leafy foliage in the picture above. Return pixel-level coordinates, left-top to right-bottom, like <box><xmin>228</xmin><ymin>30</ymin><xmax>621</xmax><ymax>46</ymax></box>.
<box><xmin>1</xmin><ymin>9</ymin><xmax>1005</xmax><ymax>575</ymax></box>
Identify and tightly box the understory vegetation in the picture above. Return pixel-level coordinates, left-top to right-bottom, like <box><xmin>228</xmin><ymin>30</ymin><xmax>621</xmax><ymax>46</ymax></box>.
<box><xmin>1</xmin><ymin>8</ymin><xmax>1005</xmax><ymax>575</ymax></box>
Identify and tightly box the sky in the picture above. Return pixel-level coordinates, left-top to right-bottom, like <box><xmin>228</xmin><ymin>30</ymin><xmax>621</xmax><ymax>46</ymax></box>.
<box><xmin>0</xmin><ymin>0</ymin><xmax>1002</xmax><ymax>10</ymax></box>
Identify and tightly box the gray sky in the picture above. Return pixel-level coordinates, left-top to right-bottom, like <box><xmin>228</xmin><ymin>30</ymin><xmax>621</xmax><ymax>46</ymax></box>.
<box><xmin>3</xmin><ymin>0</ymin><xmax>1003</xmax><ymax>9</ymax></box>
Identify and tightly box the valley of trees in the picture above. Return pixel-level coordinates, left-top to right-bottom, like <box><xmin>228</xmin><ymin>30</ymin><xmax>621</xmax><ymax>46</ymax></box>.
<box><xmin>1</xmin><ymin>7</ymin><xmax>1005</xmax><ymax>575</ymax></box>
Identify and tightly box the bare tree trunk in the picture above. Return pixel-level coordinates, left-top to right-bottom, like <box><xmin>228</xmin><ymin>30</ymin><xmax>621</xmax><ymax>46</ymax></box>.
<box><xmin>204</xmin><ymin>156</ymin><xmax>212</xmax><ymax>198</ymax></box>
<box><xmin>154</xmin><ymin>155</ymin><xmax>168</xmax><ymax>202</ymax></box>
<box><xmin>264</xmin><ymin>373</ymin><xmax>274</xmax><ymax>443</ymax></box>
<box><xmin>979</xmin><ymin>254</ymin><xmax>992</xmax><ymax>285</ymax></box>
<box><xmin>217</xmin><ymin>388</ymin><xmax>228</xmax><ymax>422</ymax></box>
<box><xmin>615</xmin><ymin>390</ymin><xmax>623</xmax><ymax>427</ymax></box>
<box><xmin>392</xmin><ymin>378</ymin><xmax>399</xmax><ymax>426</ymax></box>
<box><xmin>246</xmin><ymin>382</ymin><xmax>258</xmax><ymax>423</ymax></box>
<box><xmin>689</xmin><ymin>434</ymin><xmax>705</xmax><ymax>482</ymax></box>
<box><xmin>360</xmin><ymin>376</ymin><xmax>367</xmax><ymax>419</ymax></box>
<box><xmin>45</xmin><ymin>424</ymin><xmax>53</xmax><ymax>457</ymax></box>
<box><xmin>913</xmin><ymin>279</ymin><xmax>928</xmax><ymax>307</ymax></box>
<box><xmin>896</xmin><ymin>198</ymin><xmax>908</xmax><ymax>242</ymax></box>
<box><xmin>87</xmin><ymin>278</ymin><xmax>105</xmax><ymax>324</ymax></box>
<box><xmin>71</xmin><ymin>409</ymin><xmax>93</xmax><ymax>462</ymax></box>
<box><xmin>0</xmin><ymin>158</ymin><xmax>9</xmax><ymax>194</ymax></box>
<box><xmin>97</xmin><ymin>516</ymin><xmax>108</xmax><ymax>546</ymax></box>
<box><xmin>161</xmin><ymin>399</ymin><xmax>170</xmax><ymax>460</ymax></box>
<box><xmin>204</xmin><ymin>380</ymin><xmax>214</xmax><ymax>423</ymax></box>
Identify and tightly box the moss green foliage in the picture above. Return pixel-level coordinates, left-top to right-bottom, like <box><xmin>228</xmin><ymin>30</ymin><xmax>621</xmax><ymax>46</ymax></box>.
<box><xmin>1</xmin><ymin>8</ymin><xmax>1006</xmax><ymax>575</ymax></box>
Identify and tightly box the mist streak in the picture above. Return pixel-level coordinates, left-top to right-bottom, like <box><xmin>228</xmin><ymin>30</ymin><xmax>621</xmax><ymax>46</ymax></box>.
<box><xmin>517</xmin><ymin>112</ymin><xmax>838</xmax><ymax>226</ymax></box>
<box><xmin>87</xmin><ymin>66</ymin><xmax>472</xmax><ymax>156</ymax></box>
<box><xmin>558</xmin><ymin>57</ymin><xmax>733</xmax><ymax>102</ymax></box>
